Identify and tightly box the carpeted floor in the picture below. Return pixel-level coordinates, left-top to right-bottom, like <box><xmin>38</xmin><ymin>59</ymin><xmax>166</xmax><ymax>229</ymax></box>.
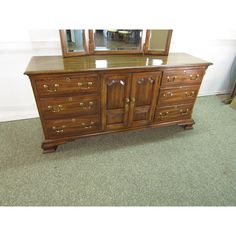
<box><xmin>0</xmin><ymin>96</ymin><xmax>236</xmax><ymax>206</ymax></box>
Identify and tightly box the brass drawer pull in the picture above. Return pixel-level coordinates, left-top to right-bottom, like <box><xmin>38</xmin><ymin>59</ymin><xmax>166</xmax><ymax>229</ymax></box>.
<box><xmin>78</xmin><ymin>81</ymin><xmax>93</xmax><ymax>89</ymax></box>
<box><xmin>81</xmin><ymin>121</ymin><xmax>95</xmax><ymax>128</ymax></box>
<box><xmin>163</xmin><ymin>92</ymin><xmax>173</xmax><ymax>97</ymax></box>
<box><xmin>167</xmin><ymin>76</ymin><xmax>177</xmax><ymax>82</ymax></box>
<box><xmin>43</xmin><ymin>84</ymin><xmax>59</xmax><ymax>92</ymax></box>
<box><xmin>65</xmin><ymin>77</ymin><xmax>71</xmax><ymax>81</ymax></box>
<box><xmin>185</xmin><ymin>91</ymin><xmax>195</xmax><ymax>97</ymax></box>
<box><xmin>180</xmin><ymin>109</ymin><xmax>189</xmax><ymax>115</ymax></box>
<box><xmin>52</xmin><ymin>125</ymin><xmax>66</xmax><ymax>133</ymax></box>
<box><xmin>159</xmin><ymin>111</ymin><xmax>169</xmax><ymax>118</ymax></box>
<box><xmin>47</xmin><ymin>104</ymin><xmax>63</xmax><ymax>112</ymax></box>
<box><xmin>80</xmin><ymin>101</ymin><xmax>94</xmax><ymax>110</ymax></box>
<box><xmin>189</xmin><ymin>74</ymin><xmax>200</xmax><ymax>80</ymax></box>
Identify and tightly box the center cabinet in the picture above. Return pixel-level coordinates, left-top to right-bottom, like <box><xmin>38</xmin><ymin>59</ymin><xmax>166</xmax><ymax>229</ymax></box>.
<box><xmin>101</xmin><ymin>72</ymin><xmax>161</xmax><ymax>130</ymax></box>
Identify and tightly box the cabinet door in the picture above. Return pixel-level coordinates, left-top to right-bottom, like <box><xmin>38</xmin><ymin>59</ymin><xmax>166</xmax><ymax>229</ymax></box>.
<box><xmin>102</xmin><ymin>74</ymin><xmax>131</xmax><ymax>130</ymax></box>
<box><xmin>128</xmin><ymin>72</ymin><xmax>161</xmax><ymax>126</ymax></box>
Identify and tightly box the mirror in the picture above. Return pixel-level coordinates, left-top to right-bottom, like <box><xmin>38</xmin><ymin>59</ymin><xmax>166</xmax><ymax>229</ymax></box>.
<box><xmin>59</xmin><ymin>29</ymin><xmax>173</xmax><ymax>57</ymax></box>
<box><xmin>59</xmin><ymin>30</ymin><xmax>87</xmax><ymax>57</ymax></box>
<box><xmin>144</xmin><ymin>30</ymin><xmax>172</xmax><ymax>55</ymax></box>
<box><xmin>89</xmin><ymin>29</ymin><xmax>143</xmax><ymax>54</ymax></box>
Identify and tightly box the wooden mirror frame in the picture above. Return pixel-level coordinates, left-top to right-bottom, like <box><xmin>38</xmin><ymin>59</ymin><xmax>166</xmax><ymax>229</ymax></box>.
<box><xmin>59</xmin><ymin>30</ymin><xmax>88</xmax><ymax>57</ymax></box>
<box><xmin>59</xmin><ymin>29</ymin><xmax>173</xmax><ymax>57</ymax></box>
<box><xmin>144</xmin><ymin>30</ymin><xmax>173</xmax><ymax>56</ymax></box>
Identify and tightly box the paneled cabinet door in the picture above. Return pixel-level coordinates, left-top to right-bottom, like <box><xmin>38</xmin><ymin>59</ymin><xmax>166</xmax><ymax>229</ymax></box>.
<box><xmin>129</xmin><ymin>72</ymin><xmax>161</xmax><ymax>126</ymax></box>
<box><xmin>102</xmin><ymin>74</ymin><xmax>132</xmax><ymax>130</ymax></box>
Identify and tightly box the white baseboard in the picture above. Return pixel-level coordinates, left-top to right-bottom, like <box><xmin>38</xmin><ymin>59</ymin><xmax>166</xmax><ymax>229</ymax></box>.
<box><xmin>0</xmin><ymin>105</ymin><xmax>39</xmax><ymax>123</ymax></box>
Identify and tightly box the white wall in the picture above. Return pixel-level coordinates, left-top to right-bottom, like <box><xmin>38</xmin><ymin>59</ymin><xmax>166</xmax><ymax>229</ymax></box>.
<box><xmin>0</xmin><ymin>29</ymin><xmax>236</xmax><ymax>122</ymax></box>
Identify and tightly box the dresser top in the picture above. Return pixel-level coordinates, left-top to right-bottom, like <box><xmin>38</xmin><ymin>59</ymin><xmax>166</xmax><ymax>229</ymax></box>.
<box><xmin>24</xmin><ymin>53</ymin><xmax>212</xmax><ymax>75</ymax></box>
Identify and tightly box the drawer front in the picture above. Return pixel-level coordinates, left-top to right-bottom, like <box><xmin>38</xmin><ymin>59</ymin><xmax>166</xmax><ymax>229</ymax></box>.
<box><xmin>45</xmin><ymin>115</ymin><xmax>100</xmax><ymax>138</ymax></box>
<box><xmin>155</xmin><ymin>104</ymin><xmax>193</xmax><ymax>123</ymax></box>
<box><xmin>158</xmin><ymin>86</ymin><xmax>199</xmax><ymax>106</ymax></box>
<box><xmin>162</xmin><ymin>68</ymin><xmax>205</xmax><ymax>87</ymax></box>
<box><xmin>40</xmin><ymin>95</ymin><xmax>100</xmax><ymax>119</ymax></box>
<box><xmin>36</xmin><ymin>74</ymin><xmax>99</xmax><ymax>96</ymax></box>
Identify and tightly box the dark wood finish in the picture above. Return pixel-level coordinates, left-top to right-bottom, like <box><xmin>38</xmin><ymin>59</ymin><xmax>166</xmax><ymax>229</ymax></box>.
<box><xmin>155</xmin><ymin>104</ymin><xmax>193</xmax><ymax>123</ymax></box>
<box><xmin>129</xmin><ymin>72</ymin><xmax>161</xmax><ymax>126</ymax></box>
<box><xmin>158</xmin><ymin>85</ymin><xmax>200</xmax><ymax>106</ymax></box>
<box><xmin>35</xmin><ymin>73</ymin><xmax>99</xmax><ymax>96</ymax></box>
<box><xmin>102</xmin><ymin>73</ymin><xmax>132</xmax><ymax>130</ymax></box>
<box><xmin>24</xmin><ymin>53</ymin><xmax>212</xmax><ymax>153</ymax></box>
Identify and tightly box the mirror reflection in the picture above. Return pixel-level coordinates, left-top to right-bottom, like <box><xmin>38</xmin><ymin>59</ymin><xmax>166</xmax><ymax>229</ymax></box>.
<box><xmin>65</xmin><ymin>30</ymin><xmax>85</xmax><ymax>52</ymax></box>
<box><xmin>94</xmin><ymin>29</ymin><xmax>143</xmax><ymax>51</ymax></box>
<box><xmin>148</xmin><ymin>30</ymin><xmax>169</xmax><ymax>51</ymax></box>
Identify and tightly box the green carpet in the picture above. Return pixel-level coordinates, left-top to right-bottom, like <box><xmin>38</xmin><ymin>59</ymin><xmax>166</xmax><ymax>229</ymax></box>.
<box><xmin>0</xmin><ymin>96</ymin><xmax>236</xmax><ymax>206</ymax></box>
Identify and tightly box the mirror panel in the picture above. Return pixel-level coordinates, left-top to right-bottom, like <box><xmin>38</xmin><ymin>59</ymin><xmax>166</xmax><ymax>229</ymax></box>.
<box><xmin>92</xmin><ymin>29</ymin><xmax>143</xmax><ymax>52</ymax></box>
<box><xmin>59</xmin><ymin>29</ymin><xmax>173</xmax><ymax>57</ymax></box>
<box><xmin>149</xmin><ymin>30</ymin><xmax>169</xmax><ymax>51</ymax></box>
<box><xmin>145</xmin><ymin>29</ymin><xmax>172</xmax><ymax>55</ymax></box>
<box><xmin>59</xmin><ymin>29</ymin><xmax>87</xmax><ymax>57</ymax></box>
<box><xmin>65</xmin><ymin>30</ymin><xmax>86</xmax><ymax>52</ymax></box>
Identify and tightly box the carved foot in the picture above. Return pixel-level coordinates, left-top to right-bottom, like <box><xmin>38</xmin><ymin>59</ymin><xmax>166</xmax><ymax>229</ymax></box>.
<box><xmin>182</xmin><ymin>124</ymin><xmax>194</xmax><ymax>130</ymax></box>
<box><xmin>178</xmin><ymin>119</ymin><xmax>195</xmax><ymax>130</ymax></box>
<box><xmin>42</xmin><ymin>143</ymin><xmax>58</xmax><ymax>154</ymax></box>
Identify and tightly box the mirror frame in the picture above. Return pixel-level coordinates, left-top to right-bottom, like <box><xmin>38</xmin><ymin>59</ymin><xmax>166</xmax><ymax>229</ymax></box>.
<box><xmin>88</xmin><ymin>29</ymin><xmax>145</xmax><ymax>55</ymax></box>
<box><xmin>144</xmin><ymin>30</ymin><xmax>173</xmax><ymax>55</ymax></box>
<box><xmin>59</xmin><ymin>30</ymin><xmax>88</xmax><ymax>57</ymax></box>
<box><xmin>59</xmin><ymin>29</ymin><xmax>173</xmax><ymax>57</ymax></box>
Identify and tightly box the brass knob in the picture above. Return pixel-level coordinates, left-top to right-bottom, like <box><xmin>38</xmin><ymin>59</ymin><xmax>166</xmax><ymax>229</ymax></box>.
<box><xmin>125</xmin><ymin>98</ymin><xmax>130</xmax><ymax>103</ymax></box>
<box><xmin>52</xmin><ymin>125</ymin><xmax>65</xmax><ymax>133</ymax></box>
<box><xmin>80</xmin><ymin>102</ymin><xmax>84</xmax><ymax>106</ymax></box>
<box><xmin>185</xmin><ymin>91</ymin><xmax>195</xmax><ymax>97</ymax></box>
<box><xmin>163</xmin><ymin>92</ymin><xmax>173</xmax><ymax>97</ymax></box>
<box><xmin>43</xmin><ymin>84</ymin><xmax>48</xmax><ymax>88</ymax></box>
<box><xmin>81</xmin><ymin>122</ymin><xmax>85</xmax><ymax>126</ymax></box>
<box><xmin>54</xmin><ymin>84</ymin><xmax>59</xmax><ymax>87</ymax></box>
<box><xmin>180</xmin><ymin>109</ymin><xmax>189</xmax><ymax>115</ymax></box>
<box><xmin>88</xmin><ymin>82</ymin><xmax>93</xmax><ymax>85</ymax></box>
<box><xmin>65</xmin><ymin>77</ymin><xmax>71</xmax><ymax>81</ymax></box>
<box><xmin>78</xmin><ymin>82</ymin><xmax>83</xmax><ymax>86</ymax></box>
<box><xmin>90</xmin><ymin>121</ymin><xmax>94</xmax><ymax>125</ymax></box>
<box><xmin>72</xmin><ymin>118</ymin><xmax>76</xmax><ymax>122</ymax></box>
<box><xmin>89</xmin><ymin>101</ymin><xmax>94</xmax><ymax>106</ymax></box>
<box><xmin>159</xmin><ymin>111</ymin><xmax>169</xmax><ymax>118</ymax></box>
<box><xmin>131</xmin><ymin>97</ymin><xmax>135</xmax><ymax>103</ymax></box>
<box><xmin>47</xmin><ymin>105</ymin><xmax>63</xmax><ymax>112</ymax></box>
<box><xmin>167</xmin><ymin>76</ymin><xmax>176</xmax><ymax>82</ymax></box>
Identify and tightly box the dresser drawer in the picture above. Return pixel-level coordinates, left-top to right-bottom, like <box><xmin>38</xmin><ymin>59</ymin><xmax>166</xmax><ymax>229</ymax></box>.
<box><xmin>155</xmin><ymin>104</ymin><xmax>192</xmax><ymax>123</ymax></box>
<box><xmin>158</xmin><ymin>85</ymin><xmax>199</xmax><ymax>106</ymax></box>
<box><xmin>40</xmin><ymin>95</ymin><xmax>100</xmax><ymax>119</ymax></box>
<box><xmin>45</xmin><ymin>115</ymin><xmax>100</xmax><ymax>138</ymax></box>
<box><xmin>162</xmin><ymin>68</ymin><xmax>205</xmax><ymax>87</ymax></box>
<box><xmin>36</xmin><ymin>74</ymin><xmax>100</xmax><ymax>96</ymax></box>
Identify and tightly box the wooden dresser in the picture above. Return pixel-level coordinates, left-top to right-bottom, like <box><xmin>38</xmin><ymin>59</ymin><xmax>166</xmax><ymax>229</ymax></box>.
<box><xmin>24</xmin><ymin>53</ymin><xmax>212</xmax><ymax>153</ymax></box>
